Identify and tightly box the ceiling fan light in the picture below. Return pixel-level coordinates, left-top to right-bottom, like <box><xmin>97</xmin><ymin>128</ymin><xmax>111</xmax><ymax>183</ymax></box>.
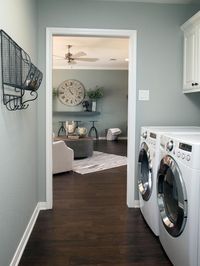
<box><xmin>68</xmin><ymin>60</ymin><xmax>76</xmax><ymax>65</ymax></box>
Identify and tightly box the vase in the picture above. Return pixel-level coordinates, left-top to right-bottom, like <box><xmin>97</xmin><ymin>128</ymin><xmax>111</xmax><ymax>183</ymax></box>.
<box><xmin>77</xmin><ymin>127</ymin><xmax>87</xmax><ymax>137</ymax></box>
<box><xmin>92</xmin><ymin>100</ymin><xmax>96</xmax><ymax>112</ymax></box>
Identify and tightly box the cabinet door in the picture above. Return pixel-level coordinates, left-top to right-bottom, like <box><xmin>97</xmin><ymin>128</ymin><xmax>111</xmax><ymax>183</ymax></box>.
<box><xmin>196</xmin><ymin>24</ymin><xmax>200</xmax><ymax>87</ymax></box>
<box><xmin>183</xmin><ymin>28</ymin><xmax>196</xmax><ymax>90</ymax></box>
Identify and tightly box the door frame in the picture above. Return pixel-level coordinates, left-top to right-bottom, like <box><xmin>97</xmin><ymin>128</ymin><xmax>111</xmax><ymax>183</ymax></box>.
<box><xmin>46</xmin><ymin>27</ymin><xmax>137</xmax><ymax>209</ymax></box>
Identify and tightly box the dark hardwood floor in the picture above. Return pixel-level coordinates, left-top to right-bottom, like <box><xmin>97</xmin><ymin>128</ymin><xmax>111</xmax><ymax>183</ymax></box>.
<box><xmin>20</xmin><ymin>140</ymin><xmax>171</xmax><ymax>266</ymax></box>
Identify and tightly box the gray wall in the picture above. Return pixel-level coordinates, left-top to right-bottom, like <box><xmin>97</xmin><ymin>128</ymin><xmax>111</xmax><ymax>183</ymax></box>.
<box><xmin>0</xmin><ymin>0</ymin><xmax>38</xmax><ymax>265</ymax></box>
<box><xmin>53</xmin><ymin>69</ymin><xmax>128</xmax><ymax>137</ymax></box>
<box><xmin>37</xmin><ymin>0</ymin><xmax>200</xmax><ymax>201</ymax></box>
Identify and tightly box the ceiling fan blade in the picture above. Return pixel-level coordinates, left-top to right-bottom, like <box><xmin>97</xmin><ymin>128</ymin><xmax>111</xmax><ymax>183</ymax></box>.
<box><xmin>53</xmin><ymin>54</ymin><xmax>65</xmax><ymax>59</ymax></box>
<box><xmin>54</xmin><ymin>58</ymin><xmax>66</xmax><ymax>60</ymax></box>
<box><xmin>73</xmin><ymin>51</ymin><xmax>86</xmax><ymax>58</ymax></box>
<box><xmin>75</xmin><ymin>58</ymin><xmax>99</xmax><ymax>62</ymax></box>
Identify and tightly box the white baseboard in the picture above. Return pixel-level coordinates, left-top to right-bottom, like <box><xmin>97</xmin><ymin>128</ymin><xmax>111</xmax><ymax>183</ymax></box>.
<box><xmin>133</xmin><ymin>200</ymin><xmax>140</xmax><ymax>208</ymax></box>
<box><xmin>127</xmin><ymin>200</ymin><xmax>140</xmax><ymax>208</ymax></box>
<box><xmin>38</xmin><ymin>201</ymin><xmax>49</xmax><ymax>210</ymax></box>
<box><xmin>10</xmin><ymin>201</ymin><xmax>48</xmax><ymax>266</ymax></box>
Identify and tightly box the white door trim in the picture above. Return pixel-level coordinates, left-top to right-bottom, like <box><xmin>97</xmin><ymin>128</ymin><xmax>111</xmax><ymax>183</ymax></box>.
<box><xmin>46</xmin><ymin>27</ymin><xmax>137</xmax><ymax>209</ymax></box>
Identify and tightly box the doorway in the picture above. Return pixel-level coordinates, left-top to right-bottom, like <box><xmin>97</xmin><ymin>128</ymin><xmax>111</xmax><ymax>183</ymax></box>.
<box><xmin>46</xmin><ymin>28</ymin><xmax>137</xmax><ymax>209</ymax></box>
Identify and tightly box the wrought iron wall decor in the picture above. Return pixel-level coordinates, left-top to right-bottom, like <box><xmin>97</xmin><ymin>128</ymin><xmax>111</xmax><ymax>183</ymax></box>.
<box><xmin>0</xmin><ymin>30</ymin><xmax>43</xmax><ymax>111</ymax></box>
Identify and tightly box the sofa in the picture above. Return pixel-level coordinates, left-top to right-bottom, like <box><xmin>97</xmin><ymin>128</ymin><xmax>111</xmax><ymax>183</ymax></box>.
<box><xmin>53</xmin><ymin>140</ymin><xmax>74</xmax><ymax>174</ymax></box>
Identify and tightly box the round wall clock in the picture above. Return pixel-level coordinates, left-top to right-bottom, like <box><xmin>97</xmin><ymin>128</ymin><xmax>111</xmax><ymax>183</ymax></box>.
<box><xmin>57</xmin><ymin>79</ymin><xmax>85</xmax><ymax>106</ymax></box>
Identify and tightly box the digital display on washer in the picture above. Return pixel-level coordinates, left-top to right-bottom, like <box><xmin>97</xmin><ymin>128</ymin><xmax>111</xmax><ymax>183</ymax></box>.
<box><xmin>150</xmin><ymin>132</ymin><xmax>156</xmax><ymax>139</ymax></box>
<box><xmin>179</xmin><ymin>142</ymin><xmax>192</xmax><ymax>152</ymax></box>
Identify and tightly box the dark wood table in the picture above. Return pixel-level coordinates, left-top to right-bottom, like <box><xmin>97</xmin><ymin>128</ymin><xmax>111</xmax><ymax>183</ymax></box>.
<box><xmin>54</xmin><ymin>136</ymin><xmax>93</xmax><ymax>159</ymax></box>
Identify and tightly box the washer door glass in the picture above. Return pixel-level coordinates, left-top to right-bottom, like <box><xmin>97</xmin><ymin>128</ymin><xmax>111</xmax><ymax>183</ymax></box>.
<box><xmin>157</xmin><ymin>155</ymin><xmax>187</xmax><ymax>237</ymax></box>
<box><xmin>138</xmin><ymin>142</ymin><xmax>153</xmax><ymax>201</ymax></box>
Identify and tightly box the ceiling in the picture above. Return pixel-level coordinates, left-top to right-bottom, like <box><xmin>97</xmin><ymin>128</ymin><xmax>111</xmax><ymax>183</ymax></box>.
<box><xmin>90</xmin><ymin>0</ymin><xmax>199</xmax><ymax>3</ymax></box>
<box><xmin>53</xmin><ymin>36</ymin><xmax>129</xmax><ymax>70</ymax></box>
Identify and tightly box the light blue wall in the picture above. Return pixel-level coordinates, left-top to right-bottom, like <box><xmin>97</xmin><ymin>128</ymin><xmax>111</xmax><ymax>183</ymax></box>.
<box><xmin>0</xmin><ymin>0</ymin><xmax>38</xmax><ymax>265</ymax></box>
<box><xmin>37</xmin><ymin>0</ymin><xmax>200</xmax><ymax>201</ymax></box>
<box><xmin>53</xmin><ymin>69</ymin><xmax>128</xmax><ymax>137</ymax></box>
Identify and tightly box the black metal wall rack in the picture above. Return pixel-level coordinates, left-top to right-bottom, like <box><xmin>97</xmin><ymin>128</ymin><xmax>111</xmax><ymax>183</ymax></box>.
<box><xmin>0</xmin><ymin>30</ymin><xmax>43</xmax><ymax>111</ymax></box>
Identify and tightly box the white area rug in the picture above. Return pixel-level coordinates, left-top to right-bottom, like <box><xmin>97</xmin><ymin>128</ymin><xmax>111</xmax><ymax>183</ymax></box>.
<box><xmin>73</xmin><ymin>151</ymin><xmax>127</xmax><ymax>175</ymax></box>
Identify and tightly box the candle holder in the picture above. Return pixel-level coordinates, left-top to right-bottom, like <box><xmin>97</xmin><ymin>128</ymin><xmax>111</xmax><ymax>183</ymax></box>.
<box><xmin>58</xmin><ymin>121</ymin><xmax>66</xmax><ymax>136</ymax></box>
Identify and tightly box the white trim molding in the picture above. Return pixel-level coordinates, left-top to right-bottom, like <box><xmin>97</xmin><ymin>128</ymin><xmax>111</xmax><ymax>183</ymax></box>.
<box><xmin>127</xmin><ymin>32</ymin><xmax>137</xmax><ymax>208</ymax></box>
<box><xmin>46</xmin><ymin>28</ymin><xmax>53</xmax><ymax>209</ymax></box>
<box><xmin>46</xmin><ymin>27</ymin><xmax>138</xmax><ymax>209</ymax></box>
<box><xmin>10</xmin><ymin>202</ymin><xmax>47</xmax><ymax>266</ymax></box>
<box><xmin>133</xmin><ymin>200</ymin><xmax>140</xmax><ymax>208</ymax></box>
<box><xmin>53</xmin><ymin>66</ymin><xmax>129</xmax><ymax>70</ymax></box>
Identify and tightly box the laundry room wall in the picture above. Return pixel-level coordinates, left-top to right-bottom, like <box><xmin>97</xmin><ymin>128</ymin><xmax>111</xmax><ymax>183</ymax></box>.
<box><xmin>0</xmin><ymin>0</ymin><xmax>38</xmax><ymax>265</ymax></box>
<box><xmin>52</xmin><ymin>69</ymin><xmax>128</xmax><ymax>137</ymax></box>
<box><xmin>36</xmin><ymin>0</ymin><xmax>200</xmax><ymax>201</ymax></box>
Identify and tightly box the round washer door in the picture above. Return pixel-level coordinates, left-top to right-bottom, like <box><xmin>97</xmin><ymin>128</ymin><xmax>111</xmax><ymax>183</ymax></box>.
<box><xmin>157</xmin><ymin>155</ymin><xmax>187</xmax><ymax>237</ymax></box>
<box><xmin>138</xmin><ymin>142</ymin><xmax>153</xmax><ymax>201</ymax></box>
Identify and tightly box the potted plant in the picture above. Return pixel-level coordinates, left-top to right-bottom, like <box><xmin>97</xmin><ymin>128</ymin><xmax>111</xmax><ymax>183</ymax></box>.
<box><xmin>52</xmin><ymin>87</ymin><xmax>57</xmax><ymax>97</ymax></box>
<box><xmin>86</xmin><ymin>86</ymin><xmax>104</xmax><ymax>111</ymax></box>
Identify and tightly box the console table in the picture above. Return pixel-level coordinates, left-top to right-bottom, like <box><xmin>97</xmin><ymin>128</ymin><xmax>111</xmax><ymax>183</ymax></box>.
<box><xmin>54</xmin><ymin>136</ymin><xmax>93</xmax><ymax>159</ymax></box>
<box><xmin>53</xmin><ymin>111</ymin><xmax>100</xmax><ymax>116</ymax></box>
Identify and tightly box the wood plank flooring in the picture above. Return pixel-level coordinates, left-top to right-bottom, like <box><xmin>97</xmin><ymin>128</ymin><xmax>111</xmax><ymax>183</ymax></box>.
<box><xmin>19</xmin><ymin>140</ymin><xmax>171</xmax><ymax>266</ymax></box>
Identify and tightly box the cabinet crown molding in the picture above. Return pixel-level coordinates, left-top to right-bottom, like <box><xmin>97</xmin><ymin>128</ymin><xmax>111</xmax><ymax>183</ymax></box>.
<box><xmin>181</xmin><ymin>11</ymin><xmax>200</xmax><ymax>31</ymax></box>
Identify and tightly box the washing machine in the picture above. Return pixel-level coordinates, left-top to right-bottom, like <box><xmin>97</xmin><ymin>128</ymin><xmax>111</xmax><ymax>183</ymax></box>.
<box><xmin>157</xmin><ymin>133</ymin><xmax>200</xmax><ymax>266</ymax></box>
<box><xmin>138</xmin><ymin>127</ymin><xmax>158</xmax><ymax>235</ymax></box>
<box><xmin>138</xmin><ymin>126</ymin><xmax>200</xmax><ymax>236</ymax></box>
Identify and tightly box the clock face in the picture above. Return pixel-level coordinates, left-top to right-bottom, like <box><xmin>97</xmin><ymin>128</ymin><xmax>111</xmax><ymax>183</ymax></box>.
<box><xmin>57</xmin><ymin>79</ymin><xmax>85</xmax><ymax>106</ymax></box>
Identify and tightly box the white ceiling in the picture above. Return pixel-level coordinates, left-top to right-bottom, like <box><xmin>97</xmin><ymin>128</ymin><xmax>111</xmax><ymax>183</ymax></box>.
<box><xmin>53</xmin><ymin>36</ymin><xmax>129</xmax><ymax>70</ymax></box>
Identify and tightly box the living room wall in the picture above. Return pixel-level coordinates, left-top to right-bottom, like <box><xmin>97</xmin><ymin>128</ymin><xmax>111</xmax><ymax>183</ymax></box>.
<box><xmin>53</xmin><ymin>69</ymin><xmax>128</xmax><ymax>137</ymax></box>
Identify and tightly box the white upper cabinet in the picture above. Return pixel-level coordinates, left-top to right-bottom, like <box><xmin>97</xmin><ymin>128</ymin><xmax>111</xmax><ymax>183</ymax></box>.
<box><xmin>181</xmin><ymin>12</ymin><xmax>200</xmax><ymax>93</ymax></box>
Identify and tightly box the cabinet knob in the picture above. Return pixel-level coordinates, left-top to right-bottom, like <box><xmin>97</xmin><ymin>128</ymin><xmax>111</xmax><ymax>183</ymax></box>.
<box><xmin>192</xmin><ymin>83</ymin><xmax>195</xmax><ymax>86</ymax></box>
<box><xmin>195</xmin><ymin>83</ymin><xmax>199</xmax><ymax>86</ymax></box>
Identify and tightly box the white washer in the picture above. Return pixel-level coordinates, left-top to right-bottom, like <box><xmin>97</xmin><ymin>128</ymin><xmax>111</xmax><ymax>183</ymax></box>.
<box><xmin>138</xmin><ymin>126</ymin><xmax>200</xmax><ymax>236</ymax></box>
<box><xmin>157</xmin><ymin>133</ymin><xmax>200</xmax><ymax>266</ymax></box>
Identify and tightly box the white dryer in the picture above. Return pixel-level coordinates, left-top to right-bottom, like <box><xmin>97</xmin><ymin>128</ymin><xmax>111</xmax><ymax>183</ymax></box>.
<box><xmin>138</xmin><ymin>126</ymin><xmax>200</xmax><ymax>236</ymax></box>
<box><xmin>157</xmin><ymin>133</ymin><xmax>200</xmax><ymax>266</ymax></box>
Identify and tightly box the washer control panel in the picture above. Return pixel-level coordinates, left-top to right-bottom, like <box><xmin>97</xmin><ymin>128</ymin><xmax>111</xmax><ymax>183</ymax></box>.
<box><xmin>166</xmin><ymin>140</ymin><xmax>173</xmax><ymax>151</ymax></box>
<box><xmin>165</xmin><ymin>137</ymin><xmax>193</xmax><ymax>166</ymax></box>
<box><xmin>149</xmin><ymin>132</ymin><xmax>157</xmax><ymax>149</ymax></box>
<box><xmin>179</xmin><ymin>142</ymin><xmax>192</xmax><ymax>152</ymax></box>
<box><xmin>173</xmin><ymin>148</ymin><xmax>191</xmax><ymax>162</ymax></box>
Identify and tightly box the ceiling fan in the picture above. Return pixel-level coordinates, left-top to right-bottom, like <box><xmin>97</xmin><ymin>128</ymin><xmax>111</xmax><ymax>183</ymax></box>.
<box><xmin>53</xmin><ymin>45</ymin><xmax>99</xmax><ymax>64</ymax></box>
